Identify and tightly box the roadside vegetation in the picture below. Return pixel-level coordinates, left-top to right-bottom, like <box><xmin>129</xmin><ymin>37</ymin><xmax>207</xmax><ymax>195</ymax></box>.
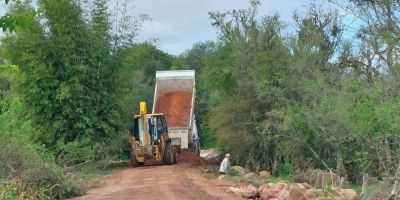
<box><xmin>1</xmin><ymin>0</ymin><xmax>400</xmax><ymax>199</ymax></box>
<box><xmin>0</xmin><ymin>0</ymin><xmax>176</xmax><ymax>199</ymax></box>
<box><xmin>186</xmin><ymin>1</ymin><xmax>400</xmax><ymax>198</ymax></box>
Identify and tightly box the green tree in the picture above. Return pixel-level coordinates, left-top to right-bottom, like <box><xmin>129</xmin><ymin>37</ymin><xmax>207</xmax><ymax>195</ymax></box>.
<box><xmin>116</xmin><ymin>43</ymin><xmax>174</xmax><ymax>125</ymax></box>
<box><xmin>3</xmin><ymin>0</ymin><xmax>122</xmax><ymax>161</ymax></box>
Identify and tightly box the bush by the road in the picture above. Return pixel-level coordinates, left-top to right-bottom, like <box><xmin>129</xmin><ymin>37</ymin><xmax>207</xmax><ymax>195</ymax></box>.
<box><xmin>0</xmin><ymin>140</ymin><xmax>85</xmax><ymax>199</ymax></box>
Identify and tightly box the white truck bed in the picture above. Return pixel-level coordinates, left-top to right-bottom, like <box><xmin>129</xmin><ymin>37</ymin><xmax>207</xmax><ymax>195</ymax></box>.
<box><xmin>152</xmin><ymin>70</ymin><xmax>199</xmax><ymax>150</ymax></box>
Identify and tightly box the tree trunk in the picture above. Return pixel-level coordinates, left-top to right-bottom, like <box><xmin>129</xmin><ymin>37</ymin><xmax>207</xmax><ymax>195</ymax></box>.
<box><xmin>384</xmin><ymin>138</ymin><xmax>393</xmax><ymax>172</ymax></box>
<box><xmin>339</xmin><ymin>176</ymin><xmax>346</xmax><ymax>189</ymax></box>
<box><xmin>336</xmin><ymin>146</ymin><xmax>346</xmax><ymax>188</ymax></box>
<box><xmin>389</xmin><ymin>162</ymin><xmax>400</xmax><ymax>200</ymax></box>
<box><xmin>360</xmin><ymin>173</ymin><xmax>368</xmax><ymax>200</ymax></box>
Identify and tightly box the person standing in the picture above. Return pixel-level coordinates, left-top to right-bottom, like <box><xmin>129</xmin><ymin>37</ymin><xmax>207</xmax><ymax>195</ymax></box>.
<box><xmin>219</xmin><ymin>153</ymin><xmax>230</xmax><ymax>174</ymax></box>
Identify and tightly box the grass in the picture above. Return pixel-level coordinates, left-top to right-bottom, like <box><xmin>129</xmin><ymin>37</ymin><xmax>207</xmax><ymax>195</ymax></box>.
<box><xmin>226</xmin><ymin>168</ymin><xmax>241</xmax><ymax>177</ymax></box>
<box><xmin>350</xmin><ymin>183</ymin><xmax>391</xmax><ymax>199</ymax></box>
<box><xmin>322</xmin><ymin>184</ymin><xmax>335</xmax><ymax>197</ymax></box>
<box><xmin>265</xmin><ymin>176</ymin><xmax>293</xmax><ymax>184</ymax></box>
<box><xmin>74</xmin><ymin>165</ymin><xmax>125</xmax><ymax>180</ymax></box>
<box><xmin>224</xmin><ymin>168</ymin><xmax>293</xmax><ymax>187</ymax></box>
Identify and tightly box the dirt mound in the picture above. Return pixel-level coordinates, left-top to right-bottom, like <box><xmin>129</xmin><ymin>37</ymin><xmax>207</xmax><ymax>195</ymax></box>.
<box><xmin>178</xmin><ymin>150</ymin><xmax>205</xmax><ymax>166</ymax></box>
<box><xmin>154</xmin><ymin>91</ymin><xmax>192</xmax><ymax>127</ymax></box>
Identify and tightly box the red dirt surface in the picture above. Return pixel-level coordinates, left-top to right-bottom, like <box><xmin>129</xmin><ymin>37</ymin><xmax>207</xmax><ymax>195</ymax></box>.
<box><xmin>178</xmin><ymin>150</ymin><xmax>205</xmax><ymax>166</ymax></box>
<box><xmin>71</xmin><ymin>164</ymin><xmax>243</xmax><ymax>200</ymax></box>
<box><xmin>155</xmin><ymin>91</ymin><xmax>192</xmax><ymax>127</ymax></box>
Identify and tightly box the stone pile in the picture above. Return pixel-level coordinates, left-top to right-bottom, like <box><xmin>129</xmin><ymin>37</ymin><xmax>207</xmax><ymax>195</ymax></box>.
<box><xmin>228</xmin><ymin>183</ymin><xmax>358</xmax><ymax>200</ymax></box>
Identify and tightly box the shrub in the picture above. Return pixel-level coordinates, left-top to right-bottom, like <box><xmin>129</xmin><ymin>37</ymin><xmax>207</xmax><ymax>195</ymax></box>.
<box><xmin>322</xmin><ymin>184</ymin><xmax>335</xmax><ymax>197</ymax></box>
<box><xmin>275</xmin><ymin>162</ymin><xmax>294</xmax><ymax>178</ymax></box>
<box><xmin>227</xmin><ymin>168</ymin><xmax>241</xmax><ymax>177</ymax></box>
<box><xmin>0</xmin><ymin>141</ymin><xmax>85</xmax><ymax>199</ymax></box>
<box><xmin>0</xmin><ymin>178</ymin><xmax>50</xmax><ymax>200</ymax></box>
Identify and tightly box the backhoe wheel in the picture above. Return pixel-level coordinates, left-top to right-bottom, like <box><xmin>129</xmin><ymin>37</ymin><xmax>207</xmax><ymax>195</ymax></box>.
<box><xmin>130</xmin><ymin>147</ymin><xmax>141</xmax><ymax>167</ymax></box>
<box><xmin>163</xmin><ymin>140</ymin><xmax>173</xmax><ymax>165</ymax></box>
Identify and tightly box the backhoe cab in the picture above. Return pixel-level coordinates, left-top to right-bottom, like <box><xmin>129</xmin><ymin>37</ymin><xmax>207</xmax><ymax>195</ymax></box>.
<box><xmin>128</xmin><ymin>101</ymin><xmax>177</xmax><ymax>167</ymax></box>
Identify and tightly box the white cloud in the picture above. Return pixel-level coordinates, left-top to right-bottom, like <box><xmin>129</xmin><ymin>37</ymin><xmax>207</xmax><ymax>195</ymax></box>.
<box><xmin>132</xmin><ymin>0</ymin><xmax>317</xmax><ymax>55</ymax></box>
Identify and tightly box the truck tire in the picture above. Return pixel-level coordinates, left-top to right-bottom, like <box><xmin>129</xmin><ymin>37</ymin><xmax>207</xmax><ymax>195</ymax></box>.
<box><xmin>130</xmin><ymin>147</ymin><xmax>141</xmax><ymax>167</ymax></box>
<box><xmin>172</xmin><ymin>146</ymin><xmax>178</xmax><ymax>164</ymax></box>
<box><xmin>163</xmin><ymin>140</ymin><xmax>173</xmax><ymax>165</ymax></box>
<box><xmin>190</xmin><ymin>140</ymin><xmax>200</xmax><ymax>156</ymax></box>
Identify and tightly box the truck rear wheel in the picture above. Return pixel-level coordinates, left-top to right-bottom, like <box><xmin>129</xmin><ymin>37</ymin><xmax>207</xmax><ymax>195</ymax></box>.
<box><xmin>163</xmin><ymin>141</ymin><xmax>173</xmax><ymax>165</ymax></box>
<box><xmin>172</xmin><ymin>146</ymin><xmax>178</xmax><ymax>164</ymax></box>
<box><xmin>190</xmin><ymin>140</ymin><xmax>201</xmax><ymax>156</ymax></box>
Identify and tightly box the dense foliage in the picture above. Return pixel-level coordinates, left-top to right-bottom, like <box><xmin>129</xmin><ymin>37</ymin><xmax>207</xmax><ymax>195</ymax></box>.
<box><xmin>0</xmin><ymin>0</ymin><xmax>174</xmax><ymax>198</ymax></box>
<box><xmin>182</xmin><ymin>0</ymin><xmax>400</xmax><ymax>185</ymax></box>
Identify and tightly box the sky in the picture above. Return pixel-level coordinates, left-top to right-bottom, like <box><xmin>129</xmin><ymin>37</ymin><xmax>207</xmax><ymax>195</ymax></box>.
<box><xmin>130</xmin><ymin>0</ymin><xmax>321</xmax><ymax>55</ymax></box>
<box><xmin>1</xmin><ymin>0</ymin><xmax>358</xmax><ymax>55</ymax></box>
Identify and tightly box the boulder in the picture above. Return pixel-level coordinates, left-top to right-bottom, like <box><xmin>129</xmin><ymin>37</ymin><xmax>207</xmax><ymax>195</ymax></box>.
<box><xmin>340</xmin><ymin>189</ymin><xmax>358</xmax><ymax>200</ymax></box>
<box><xmin>217</xmin><ymin>175</ymin><xmax>226</xmax><ymax>180</ymax></box>
<box><xmin>287</xmin><ymin>183</ymin><xmax>306</xmax><ymax>189</ymax></box>
<box><xmin>259</xmin><ymin>171</ymin><xmax>272</xmax><ymax>179</ymax></box>
<box><xmin>258</xmin><ymin>184</ymin><xmax>271</xmax><ymax>200</ymax></box>
<box><xmin>231</xmin><ymin>166</ymin><xmax>246</xmax><ymax>175</ymax></box>
<box><xmin>200</xmin><ymin>148</ymin><xmax>219</xmax><ymax>161</ymax></box>
<box><xmin>269</xmin><ymin>183</ymin><xmax>288</xmax><ymax>199</ymax></box>
<box><xmin>277</xmin><ymin>189</ymin><xmax>290</xmax><ymax>200</ymax></box>
<box><xmin>316</xmin><ymin>197</ymin><xmax>334</xmax><ymax>200</ymax></box>
<box><xmin>288</xmin><ymin>187</ymin><xmax>306</xmax><ymax>200</ymax></box>
<box><xmin>302</xmin><ymin>182</ymin><xmax>313</xmax><ymax>189</ymax></box>
<box><xmin>245</xmin><ymin>172</ymin><xmax>256</xmax><ymax>178</ymax></box>
<box><xmin>304</xmin><ymin>189</ymin><xmax>322</xmax><ymax>198</ymax></box>
<box><xmin>229</xmin><ymin>184</ymin><xmax>258</xmax><ymax>199</ymax></box>
<box><xmin>258</xmin><ymin>183</ymin><xmax>288</xmax><ymax>200</ymax></box>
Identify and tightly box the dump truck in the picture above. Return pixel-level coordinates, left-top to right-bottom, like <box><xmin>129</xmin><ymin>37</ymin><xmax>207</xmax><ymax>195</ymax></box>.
<box><xmin>152</xmin><ymin>70</ymin><xmax>200</xmax><ymax>155</ymax></box>
<box><xmin>128</xmin><ymin>102</ymin><xmax>176</xmax><ymax>167</ymax></box>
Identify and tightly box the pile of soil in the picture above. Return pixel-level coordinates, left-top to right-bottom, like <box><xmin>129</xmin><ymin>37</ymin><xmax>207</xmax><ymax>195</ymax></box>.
<box><xmin>178</xmin><ymin>150</ymin><xmax>205</xmax><ymax>166</ymax></box>
<box><xmin>155</xmin><ymin>91</ymin><xmax>192</xmax><ymax>127</ymax></box>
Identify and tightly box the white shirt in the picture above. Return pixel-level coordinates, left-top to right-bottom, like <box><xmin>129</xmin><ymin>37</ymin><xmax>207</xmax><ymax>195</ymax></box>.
<box><xmin>219</xmin><ymin>157</ymin><xmax>230</xmax><ymax>173</ymax></box>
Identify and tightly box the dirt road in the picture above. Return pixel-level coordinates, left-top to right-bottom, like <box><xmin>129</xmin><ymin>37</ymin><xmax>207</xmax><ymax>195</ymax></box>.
<box><xmin>72</xmin><ymin>164</ymin><xmax>243</xmax><ymax>200</ymax></box>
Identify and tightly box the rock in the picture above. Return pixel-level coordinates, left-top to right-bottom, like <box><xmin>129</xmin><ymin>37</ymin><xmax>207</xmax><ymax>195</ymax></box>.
<box><xmin>304</xmin><ymin>189</ymin><xmax>322</xmax><ymax>198</ymax></box>
<box><xmin>334</xmin><ymin>188</ymin><xmax>346</xmax><ymax>198</ymax></box>
<box><xmin>200</xmin><ymin>148</ymin><xmax>219</xmax><ymax>160</ymax></box>
<box><xmin>246</xmin><ymin>184</ymin><xmax>259</xmax><ymax>198</ymax></box>
<box><xmin>302</xmin><ymin>182</ymin><xmax>313</xmax><ymax>189</ymax></box>
<box><xmin>277</xmin><ymin>189</ymin><xmax>289</xmax><ymax>200</ymax></box>
<box><xmin>258</xmin><ymin>184</ymin><xmax>271</xmax><ymax>200</ymax></box>
<box><xmin>316</xmin><ymin>197</ymin><xmax>334</xmax><ymax>200</ymax></box>
<box><xmin>269</xmin><ymin>183</ymin><xmax>288</xmax><ymax>199</ymax></box>
<box><xmin>229</xmin><ymin>184</ymin><xmax>258</xmax><ymax>199</ymax></box>
<box><xmin>259</xmin><ymin>171</ymin><xmax>272</xmax><ymax>179</ymax></box>
<box><xmin>258</xmin><ymin>183</ymin><xmax>288</xmax><ymax>200</ymax></box>
<box><xmin>245</xmin><ymin>172</ymin><xmax>256</xmax><ymax>178</ymax></box>
<box><xmin>288</xmin><ymin>187</ymin><xmax>306</xmax><ymax>200</ymax></box>
<box><xmin>287</xmin><ymin>183</ymin><xmax>305</xmax><ymax>189</ymax></box>
<box><xmin>231</xmin><ymin>166</ymin><xmax>246</xmax><ymax>175</ymax></box>
<box><xmin>340</xmin><ymin>189</ymin><xmax>358</xmax><ymax>200</ymax></box>
<box><xmin>217</xmin><ymin>175</ymin><xmax>225</xmax><ymax>180</ymax></box>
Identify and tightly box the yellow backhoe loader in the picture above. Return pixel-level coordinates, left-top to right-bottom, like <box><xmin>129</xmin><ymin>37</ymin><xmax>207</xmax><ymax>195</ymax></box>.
<box><xmin>128</xmin><ymin>101</ymin><xmax>178</xmax><ymax>167</ymax></box>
